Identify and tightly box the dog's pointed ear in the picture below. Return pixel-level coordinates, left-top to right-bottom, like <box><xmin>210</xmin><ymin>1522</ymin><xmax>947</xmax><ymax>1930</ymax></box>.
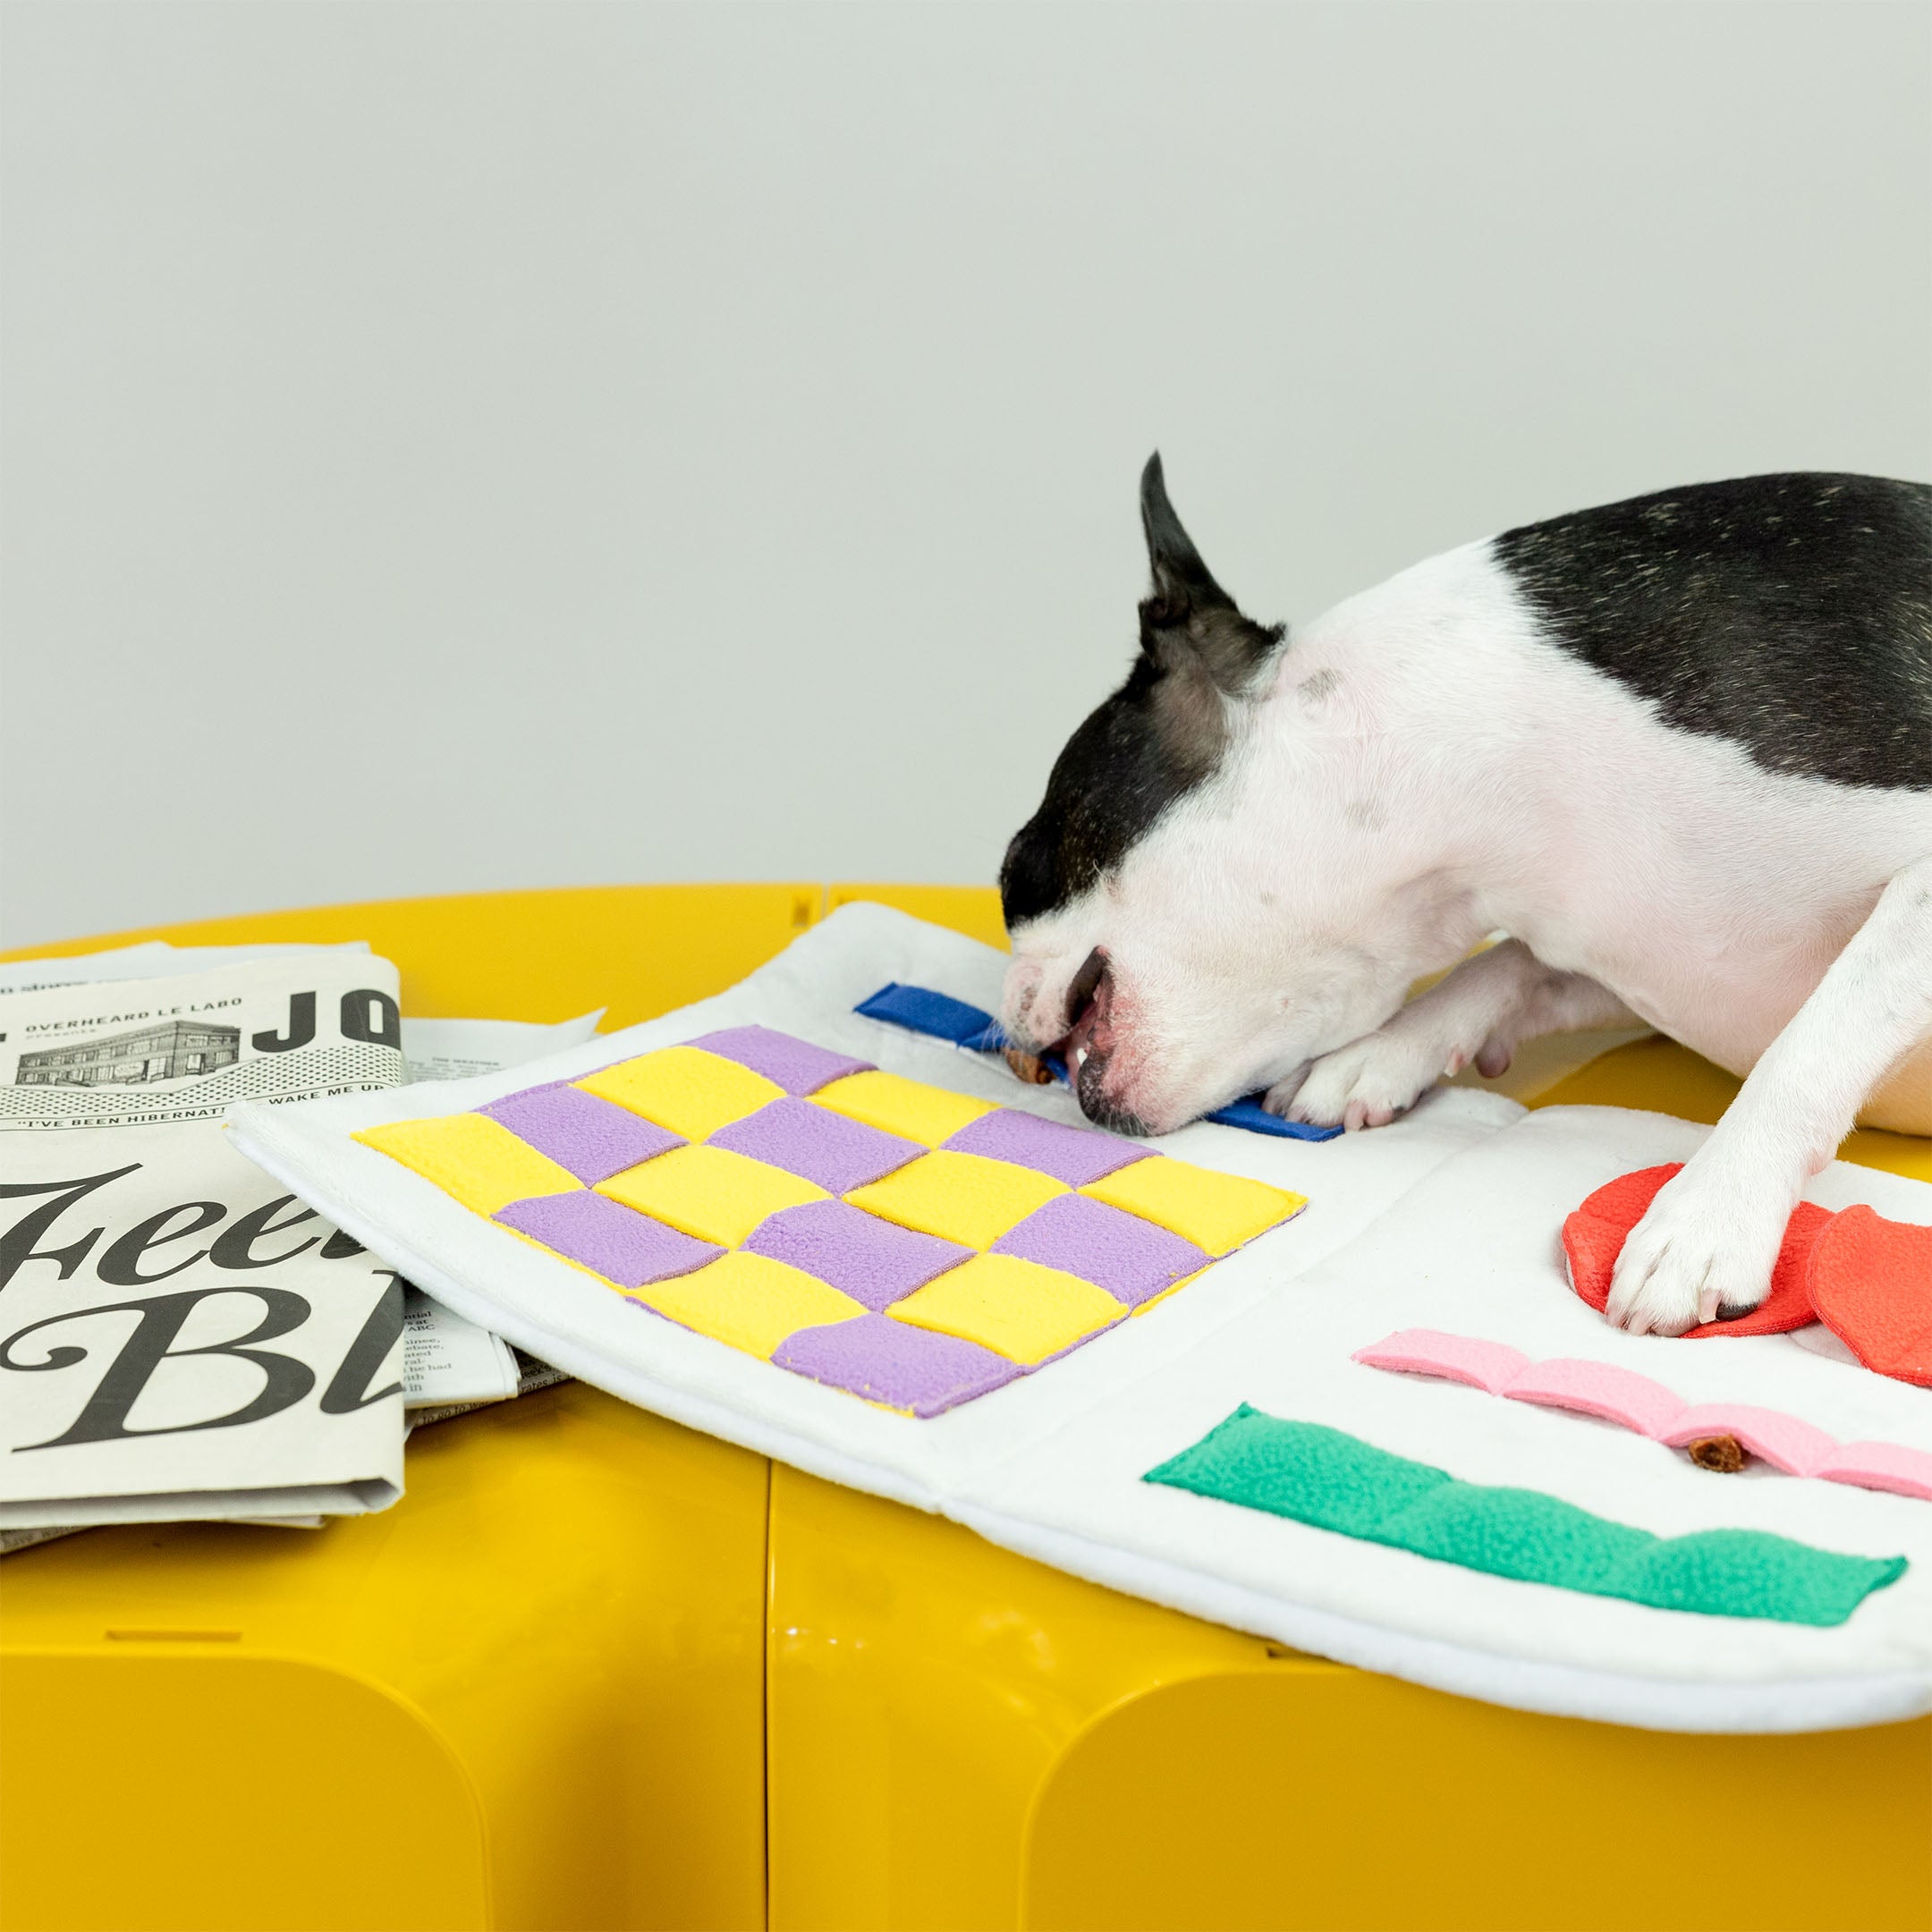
<box><xmin>1140</xmin><ymin>452</ymin><xmax>1233</xmax><ymax>614</ymax></box>
<box><xmin>1138</xmin><ymin>452</ymin><xmax>1283</xmax><ymax>696</ymax></box>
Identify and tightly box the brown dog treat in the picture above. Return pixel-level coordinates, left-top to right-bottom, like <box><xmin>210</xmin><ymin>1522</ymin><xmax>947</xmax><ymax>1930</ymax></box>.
<box><xmin>1004</xmin><ymin>1047</ymin><xmax>1055</xmax><ymax>1085</ymax></box>
<box><xmin>1685</xmin><ymin>1435</ymin><xmax>1748</xmax><ymax>1473</ymax></box>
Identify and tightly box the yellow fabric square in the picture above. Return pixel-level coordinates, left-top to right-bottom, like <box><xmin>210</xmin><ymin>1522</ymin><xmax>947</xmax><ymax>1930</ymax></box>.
<box><xmin>640</xmin><ymin>1250</ymin><xmax>865</xmax><ymax>1359</ymax></box>
<box><xmin>888</xmin><ymin>1253</ymin><xmax>1123</xmax><ymax>1365</ymax></box>
<box><xmin>595</xmin><ymin>1142</ymin><xmax>826</xmax><ymax>1247</ymax></box>
<box><xmin>1080</xmin><ymin>1157</ymin><xmax>1305</xmax><ymax>1258</ymax></box>
<box><xmin>809</xmin><ymin>1069</ymin><xmax>997</xmax><ymax>1148</ymax></box>
<box><xmin>844</xmin><ymin>1149</ymin><xmax>1064</xmax><ymax>1250</ymax></box>
<box><xmin>355</xmin><ymin>1114</ymin><xmax>580</xmax><ymax>1215</ymax></box>
<box><xmin>574</xmin><ymin>1046</ymin><xmax>781</xmax><ymax>1140</ymax></box>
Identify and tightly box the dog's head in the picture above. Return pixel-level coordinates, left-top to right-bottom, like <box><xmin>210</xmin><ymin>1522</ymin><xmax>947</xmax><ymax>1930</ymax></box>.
<box><xmin>997</xmin><ymin>456</ymin><xmax>1419</xmax><ymax>1134</ymax></box>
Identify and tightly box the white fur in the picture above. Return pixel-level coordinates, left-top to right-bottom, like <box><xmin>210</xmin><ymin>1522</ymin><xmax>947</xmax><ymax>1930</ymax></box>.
<box><xmin>1003</xmin><ymin>540</ymin><xmax>1932</xmax><ymax>1333</ymax></box>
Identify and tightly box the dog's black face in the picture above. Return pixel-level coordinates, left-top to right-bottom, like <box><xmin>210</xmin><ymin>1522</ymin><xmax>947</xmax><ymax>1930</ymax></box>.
<box><xmin>997</xmin><ymin>648</ymin><xmax>1202</xmax><ymax>934</ymax></box>
<box><xmin>999</xmin><ymin>455</ymin><xmax>1284</xmax><ymax>934</ymax></box>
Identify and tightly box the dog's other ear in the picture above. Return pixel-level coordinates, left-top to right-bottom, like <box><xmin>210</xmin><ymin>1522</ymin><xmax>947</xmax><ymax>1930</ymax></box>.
<box><xmin>1138</xmin><ymin>452</ymin><xmax>1283</xmax><ymax>698</ymax></box>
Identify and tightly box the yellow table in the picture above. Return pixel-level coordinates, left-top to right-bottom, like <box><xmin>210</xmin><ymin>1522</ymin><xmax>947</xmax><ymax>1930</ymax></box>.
<box><xmin>3</xmin><ymin>887</ymin><xmax>1928</xmax><ymax>1932</ymax></box>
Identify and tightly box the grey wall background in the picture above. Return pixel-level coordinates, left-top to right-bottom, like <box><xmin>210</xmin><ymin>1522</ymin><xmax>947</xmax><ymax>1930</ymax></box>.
<box><xmin>4</xmin><ymin>0</ymin><xmax>1928</xmax><ymax>947</ymax></box>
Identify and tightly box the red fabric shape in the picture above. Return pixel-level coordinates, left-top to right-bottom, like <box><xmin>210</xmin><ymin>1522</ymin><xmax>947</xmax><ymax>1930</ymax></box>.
<box><xmin>1562</xmin><ymin>1165</ymin><xmax>1680</xmax><ymax>1311</ymax></box>
<box><xmin>1806</xmin><ymin>1207</ymin><xmax>1932</xmax><ymax>1388</ymax></box>
<box><xmin>1682</xmin><ymin>1202</ymin><xmax>1831</xmax><ymax>1338</ymax></box>
<box><xmin>1560</xmin><ymin>1163</ymin><xmax>1828</xmax><ymax>1337</ymax></box>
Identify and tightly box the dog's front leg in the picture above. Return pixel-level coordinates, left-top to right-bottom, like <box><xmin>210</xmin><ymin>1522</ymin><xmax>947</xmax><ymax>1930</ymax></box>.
<box><xmin>1272</xmin><ymin>939</ymin><xmax>1637</xmax><ymax>1130</ymax></box>
<box><xmin>1607</xmin><ymin>855</ymin><xmax>1932</xmax><ymax>1336</ymax></box>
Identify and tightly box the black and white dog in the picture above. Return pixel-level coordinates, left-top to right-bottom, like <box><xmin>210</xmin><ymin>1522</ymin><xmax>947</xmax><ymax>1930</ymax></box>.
<box><xmin>998</xmin><ymin>458</ymin><xmax>1932</xmax><ymax>1337</ymax></box>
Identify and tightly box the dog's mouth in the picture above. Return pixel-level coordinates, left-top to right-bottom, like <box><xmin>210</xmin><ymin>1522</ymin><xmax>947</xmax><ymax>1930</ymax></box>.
<box><xmin>1059</xmin><ymin>946</ymin><xmax>1111</xmax><ymax>1063</ymax></box>
<box><xmin>1048</xmin><ymin>947</ymin><xmax>1148</xmax><ymax>1136</ymax></box>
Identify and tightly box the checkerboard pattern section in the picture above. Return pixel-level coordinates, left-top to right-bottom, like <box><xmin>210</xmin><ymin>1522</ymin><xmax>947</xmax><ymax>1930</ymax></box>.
<box><xmin>356</xmin><ymin>1025</ymin><xmax>1308</xmax><ymax>1416</ymax></box>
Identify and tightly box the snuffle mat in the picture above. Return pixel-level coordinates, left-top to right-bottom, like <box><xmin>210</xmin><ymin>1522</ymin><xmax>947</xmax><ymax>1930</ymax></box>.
<box><xmin>355</xmin><ymin>1023</ymin><xmax>1302</xmax><ymax>1417</ymax></box>
<box><xmin>229</xmin><ymin>903</ymin><xmax>1932</xmax><ymax>1734</ymax></box>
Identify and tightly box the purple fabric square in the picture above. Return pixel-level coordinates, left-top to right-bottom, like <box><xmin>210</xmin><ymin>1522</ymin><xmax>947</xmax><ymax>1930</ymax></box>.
<box><xmin>685</xmin><ymin>1024</ymin><xmax>875</xmax><ymax>1096</ymax></box>
<box><xmin>495</xmin><ymin>1191</ymin><xmax>721</xmax><ymax>1287</ymax></box>
<box><xmin>743</xmin><ymin>1199</ymin><xmax>968</xmax><ymax>1311</ymax></box>
<box><xmin>773</xmin><ymin>1315</ymin><xmax>1022</xmax><ymax>1416</ymax></box>
<box><xmin>481</xmin><ymin>1082</ymin><xmax>683</xmax><ymax>1184</ymax></box>
<box><xmin>708</xmin><ymin>1097</ymin><xmax>920</xmax><ymax>1193</ymax></box>
<box><xmin>942</xmin><ymin>1107</ymin><xmax>1152</xmax><ymax>1187</ymax></box>
<box><xmin>992</xmin><ymin>1192</ymin><xmax>1210</xmax><ymax>1308</ymax></box>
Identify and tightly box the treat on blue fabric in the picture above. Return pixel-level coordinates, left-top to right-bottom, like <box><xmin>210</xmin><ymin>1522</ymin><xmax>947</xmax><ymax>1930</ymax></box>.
<box><xmin>852</xmin><ymin>982</ymin><xmax>1342</xmax><ymax>1141</ymax></box>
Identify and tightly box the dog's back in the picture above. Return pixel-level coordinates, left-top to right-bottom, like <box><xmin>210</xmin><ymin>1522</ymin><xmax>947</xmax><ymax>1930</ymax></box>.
<box><xmin>1493</xmin><ymin>473</ymin><xmax>1932</xmax><ymax>793</ymax></box>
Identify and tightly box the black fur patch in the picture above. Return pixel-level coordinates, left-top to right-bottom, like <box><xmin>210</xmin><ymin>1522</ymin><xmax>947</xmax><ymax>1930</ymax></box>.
<box><xmin>1001</xmin><ymin>460</ymin><xmax>1283</xmax><ymax>930</ymax></box>
<box><xmin>1000</xmin><ymin>652</ymin><xmax>1212</xmax><ymax>930</ymax></box>
<box><xmin>1495</xmin><ymin>473</ymin><xmax>1932</xmax><ymax>790</ymax></box>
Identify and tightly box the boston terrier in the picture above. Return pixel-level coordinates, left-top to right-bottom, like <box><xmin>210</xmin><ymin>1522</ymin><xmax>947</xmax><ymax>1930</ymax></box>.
<box><xmin>997</xmin><ymin>457</ymin><xmax>1931</xmax><ymax>1336</ymax></box>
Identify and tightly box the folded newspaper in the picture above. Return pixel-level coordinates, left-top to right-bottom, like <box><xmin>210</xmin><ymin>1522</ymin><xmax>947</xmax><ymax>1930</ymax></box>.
<box><xmin>0</xmin><ymin>944</ymin><xmax>604</xmax><ymax>1551</ymax></box>
<box><xmin>0</xmin><ymin>952</ymin><xmax>417</xmax><ymax>1545</ymax></box>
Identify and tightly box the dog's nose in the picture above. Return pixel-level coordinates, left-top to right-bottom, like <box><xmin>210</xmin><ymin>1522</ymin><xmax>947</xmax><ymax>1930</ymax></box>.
<box><xmin>1074</xmin><ymin>1050</ymin><xmax>1149</xmax><ymax>1137</ymax></box>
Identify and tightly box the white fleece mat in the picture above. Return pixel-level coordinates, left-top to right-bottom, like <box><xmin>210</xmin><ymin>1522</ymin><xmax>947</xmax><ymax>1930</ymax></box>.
<box><xmin>228</xmin><ymin>906</ymin><xmax>1932</xmax><ymax>1732</ymax></box>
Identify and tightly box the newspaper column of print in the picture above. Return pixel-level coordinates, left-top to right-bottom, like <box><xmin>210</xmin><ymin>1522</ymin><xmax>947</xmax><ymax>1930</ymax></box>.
<box><xmin>0</xmin><ymin>1130</ymin><xmax>407</xmax><ymax>1522</ymax></box>
<box><xmin>2</xmin><ymin>1152</ymin><xmax>399</xmax><ymax>1436</ymax></box>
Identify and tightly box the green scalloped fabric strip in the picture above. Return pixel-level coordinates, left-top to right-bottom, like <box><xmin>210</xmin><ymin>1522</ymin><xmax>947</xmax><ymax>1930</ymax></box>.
<box><xmin>1143</xmin><ymin>1406</ymin><xmax>1906</xmax><ymax>1627</ymax></box>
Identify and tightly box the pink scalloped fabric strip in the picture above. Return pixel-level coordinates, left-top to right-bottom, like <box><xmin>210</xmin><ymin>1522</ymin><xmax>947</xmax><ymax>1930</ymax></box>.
<box><xmin>1353</xmin><ymin>1328</ymin><xmax>1932</xmax><ymax>1503</ymax></box>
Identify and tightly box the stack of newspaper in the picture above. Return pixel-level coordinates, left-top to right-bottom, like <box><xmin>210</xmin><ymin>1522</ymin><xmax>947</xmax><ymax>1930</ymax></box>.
<box><xmin>0</xmin><ymin>939</ymin><xmax>598</xmax><ymax>1553</ymax></box>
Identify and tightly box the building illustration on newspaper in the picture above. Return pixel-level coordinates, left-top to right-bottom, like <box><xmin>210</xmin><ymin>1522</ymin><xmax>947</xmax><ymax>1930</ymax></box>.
<box><xmin>14</xmin><ymin>1018</ymin><xmax>242</xmax><ymax>1088</ymax></box>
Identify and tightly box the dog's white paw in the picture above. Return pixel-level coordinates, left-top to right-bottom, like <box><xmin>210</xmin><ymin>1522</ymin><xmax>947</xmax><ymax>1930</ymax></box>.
<box><xmin>1604</xmin><ymin>1164</ymin><xmax>1788</xmax><ymax>1336</ymax></box>
<box><xmin>1270</xmin><ymin>1028</ymin><xmax>1443</xmax><ymax>1131</ymax></box>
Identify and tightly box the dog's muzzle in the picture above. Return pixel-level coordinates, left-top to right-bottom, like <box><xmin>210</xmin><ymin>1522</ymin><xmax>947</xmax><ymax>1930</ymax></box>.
<box><xmin>1055</xmin><ymin>948</ymin><xmax>1149</xmax><ymax>1137</ymax></box>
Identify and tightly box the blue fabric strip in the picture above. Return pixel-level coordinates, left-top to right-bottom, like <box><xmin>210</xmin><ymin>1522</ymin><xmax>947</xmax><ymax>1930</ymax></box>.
<box><xmin>852</xmin><ymin>983</ymin><xmax>1342</xmax><ymax>1142</ymax></box>
<box><xmin>1201</xmin><ymin>1096</ymin><xmax>1341</xmax><ymax>1141</ymax></box>
<box><xmin>854</xmin><ymin>982</ymin><xmax>1002</xmax><ymax>1046</ymax></box>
